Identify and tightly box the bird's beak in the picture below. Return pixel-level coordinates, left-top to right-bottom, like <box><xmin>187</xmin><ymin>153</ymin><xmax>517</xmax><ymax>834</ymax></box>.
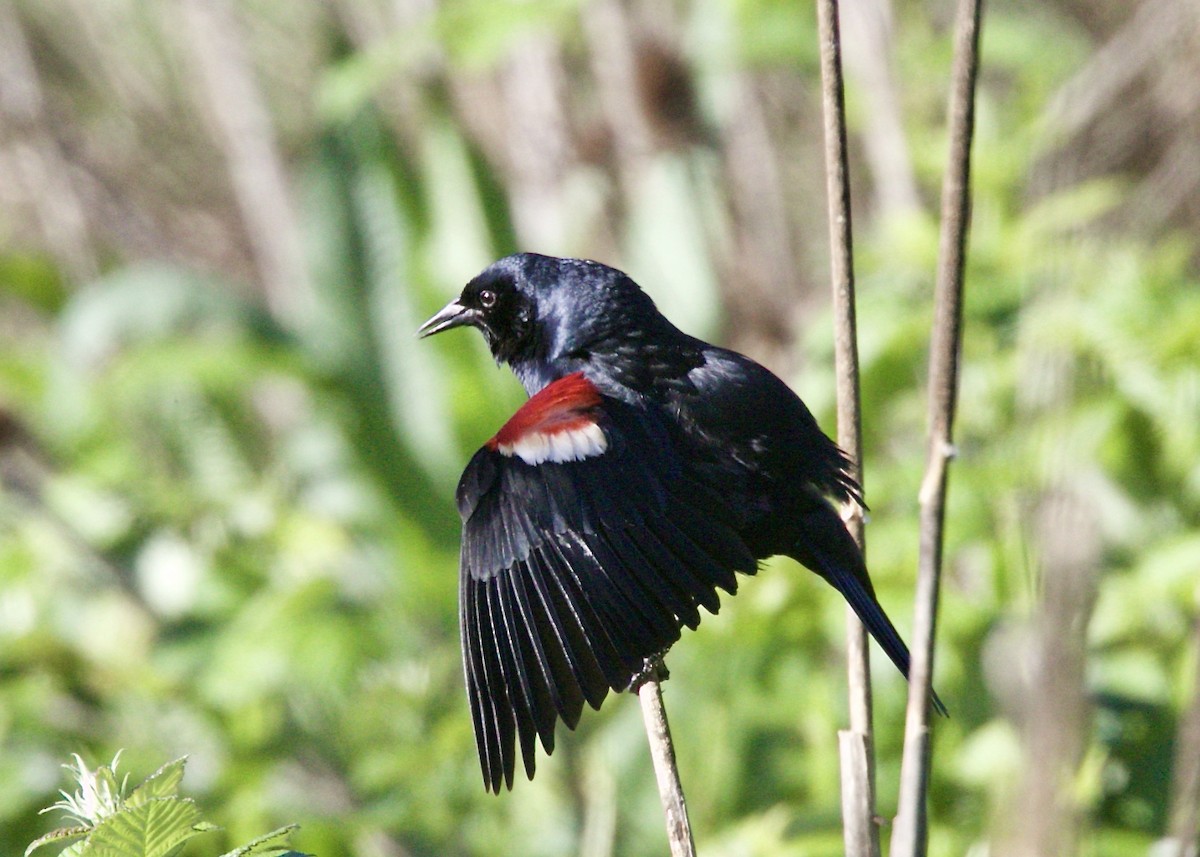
<box><xmin>418</xmin><ymin>298</ymin><xmax>475</xmax><ymax>338</ymax></box>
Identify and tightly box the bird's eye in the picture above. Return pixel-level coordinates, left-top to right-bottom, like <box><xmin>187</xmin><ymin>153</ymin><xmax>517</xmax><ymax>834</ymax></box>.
<box><xmin>478</xmin><ymin>289</ymin><xmax>497</xmax><ymax>309</ymax></box>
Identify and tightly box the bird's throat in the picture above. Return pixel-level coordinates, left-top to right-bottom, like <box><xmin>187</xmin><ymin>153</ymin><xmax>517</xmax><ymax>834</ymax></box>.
<box><xmin>511</xmin><ymin>359</ymin><xmax>567</xmax><ymax>397</ymax></box>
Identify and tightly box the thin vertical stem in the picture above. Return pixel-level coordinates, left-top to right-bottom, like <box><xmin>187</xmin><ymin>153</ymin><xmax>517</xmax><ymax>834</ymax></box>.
<box><xmin>1167</xmin><ymin>618</ymin><xmax>1200</xmax><ymax>857</ymax></box>
<box><xmin>0</xmin><ymin>4</ymin><xmax>98</xmax><ymax>283</ymax></box>
<box><xmin>176</xmin><ymin>0</ymin><xmax>312</xmax><ymax>325</ymax></box>
<box><xmin>815</xmin><ymin>2</ymin><xmax>878</xmax><ymax>855</ymax></box>
<box><xmin>890</xmin><ymin>1</ymin><xmax>984</xmax><ymax>855</ymax></box>
<box><xmin>637</xmin><ymin>667</ymin><xmax>697</xmax><ymax>857</ymax></box>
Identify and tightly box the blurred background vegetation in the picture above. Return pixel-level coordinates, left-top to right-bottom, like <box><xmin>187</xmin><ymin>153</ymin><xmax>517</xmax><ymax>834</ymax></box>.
<box><xmin>1</xmin><ymin>0</ymin><xmax>1198</xmax><ymax>855</ymax></box>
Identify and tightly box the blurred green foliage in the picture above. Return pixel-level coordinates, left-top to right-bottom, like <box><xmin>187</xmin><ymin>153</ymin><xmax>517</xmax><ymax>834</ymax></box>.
<box><xmin>1</xmin><ymin>1</ymin><xmax>1198</xmax><ymax>856</ymax></box>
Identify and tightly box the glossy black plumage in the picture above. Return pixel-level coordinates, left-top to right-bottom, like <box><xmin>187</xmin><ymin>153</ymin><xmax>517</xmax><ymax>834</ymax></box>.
<box><xmin>419</xmin><ymin>252</ymin><xmax>944</xmax><ymax>792</ymax></box>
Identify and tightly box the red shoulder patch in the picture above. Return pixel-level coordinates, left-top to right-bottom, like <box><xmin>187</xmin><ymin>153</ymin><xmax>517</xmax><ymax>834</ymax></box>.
<box><xmin>488</xmin><ymin>373</ymin><xmax>608</xmax><ymax>464</ymax></box>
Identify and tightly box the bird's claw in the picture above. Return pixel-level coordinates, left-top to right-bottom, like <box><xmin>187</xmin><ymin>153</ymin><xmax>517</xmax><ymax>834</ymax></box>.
<box><xmin>628</xmin><ymin>655</ymin><xmax>670</xmax><ymax>691</ymax></box>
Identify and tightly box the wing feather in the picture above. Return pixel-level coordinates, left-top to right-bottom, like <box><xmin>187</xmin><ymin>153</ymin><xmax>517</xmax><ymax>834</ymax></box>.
<box><xmin>486</xmin><ymin>579</ymin><xmax>540</xmax><ymax>778</ymax></box>
<box><xmin>462</xmin><ymin>576</ymin><xmax>510</xmax><ymax>792</ymax></box>
<box><xmin>497</xmin><ymin>570</ymin><xmax>559</xmax><ymax>749</ymax></box>
<box><xmin>457</xmin><ymin>390</ymin><xmax>755</xmax><ymax>789</ymax></box>
<box><xmin>595</xmin><ymin>526</ymin><xmax>703</xmax><ymax>630</ymax></box>
<box><xmin>659</xmin><ymin>493</ymin><xmax>750</xmax><ymax>593</ymax></box>
<box><xmin>522</xmin><ymin>545</ymin><xmax>613</xmax><ymax>709</ymax></box>
<box><xmin>579</xmin><ymin>529</ymin><xmax>682</xmax><ymax>645</ymax></box>
<box><xmin>621</xmin><ymin>523</ymin><xmax>710</xmax><ymax>626</ymax></box>
<box><xmin>544</xmin><ymin>534</ymin><xmax>650</xmax><ymax>675</ymax></box>
<box><xmin>473</xmin><ymin>581</ymin><xmax>518</xmax><ymax>791</ymax></box>
<box><xmin>507</xmin><ymin>555</ymin><xmax>587</xmax><ymax>725</ymax></box>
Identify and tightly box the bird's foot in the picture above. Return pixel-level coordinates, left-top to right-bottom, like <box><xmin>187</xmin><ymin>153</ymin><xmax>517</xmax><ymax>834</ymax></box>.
<box><xmin>628</xmin><ymin>654</ymin><xmax>670</xmax><ymax>691</ymax></box>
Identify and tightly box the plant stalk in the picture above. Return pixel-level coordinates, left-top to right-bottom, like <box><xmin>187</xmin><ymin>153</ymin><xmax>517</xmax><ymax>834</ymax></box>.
<box><xmin>815</xmin><ymin>1</ymin><xmax>878</xmax><ymax>854</ymax></box>
<box><xmin>637</xmin><ymin>666</ymin><xmax>697</xmax><ymax>857</ymax></box>
<box><xmin>890</xmin><ymin>0</ymin><xmax>984</xmax><ymax>855</ymax></box>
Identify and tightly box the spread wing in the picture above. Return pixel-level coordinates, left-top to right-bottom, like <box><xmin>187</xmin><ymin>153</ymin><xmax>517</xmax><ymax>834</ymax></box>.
<box><xmin>455</xmin><ymin>373</ymin><xmax>756</xmax><ymax>792</ymax></box>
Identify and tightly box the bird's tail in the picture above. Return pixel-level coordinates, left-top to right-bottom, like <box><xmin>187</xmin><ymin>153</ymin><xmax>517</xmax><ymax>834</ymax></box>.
<box><xmin>793</xmin><ymin>509</ymin><xmax>948</xmax><ymax>717</ymax></box>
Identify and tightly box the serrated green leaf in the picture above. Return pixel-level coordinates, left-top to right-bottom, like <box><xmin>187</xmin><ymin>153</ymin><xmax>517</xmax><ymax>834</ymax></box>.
<box><xmin>216</xmin><ymin>825</ymin><xmax>300</xmax><ymax>857</ymax></box>
<box><xmin>80</xmin><ymin>798</ymin><xmax>205</xmax><ymax>857</ymax></box>
<box><xmin>124</xmin><ymin>758</ymin><xmax>187</xmax><ymax>807</ymax></box>
<box><xmin>24</xmin><ymin>825</ymin><xmax>90</xmax><ymax>857</ymax></box>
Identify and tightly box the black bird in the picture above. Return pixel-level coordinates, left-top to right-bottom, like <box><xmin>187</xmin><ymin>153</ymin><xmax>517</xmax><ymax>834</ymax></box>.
<box><xmin>419</xmin><ymin>253</ymin><xmax>943</xmax><ymax>792</ymax></box>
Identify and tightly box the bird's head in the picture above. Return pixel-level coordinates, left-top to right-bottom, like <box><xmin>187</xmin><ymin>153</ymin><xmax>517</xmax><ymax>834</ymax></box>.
<box><xmin>418</xmin><ymin>253</ymin><xmax>666</xmax><ymax>380</ymax></box>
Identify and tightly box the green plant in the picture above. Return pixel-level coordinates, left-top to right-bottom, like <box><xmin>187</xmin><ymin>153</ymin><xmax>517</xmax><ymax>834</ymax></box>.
<box><xmin>27</xmin><ymin>754</ymin><xmax>306</xmax><ymax>857</ymax></box>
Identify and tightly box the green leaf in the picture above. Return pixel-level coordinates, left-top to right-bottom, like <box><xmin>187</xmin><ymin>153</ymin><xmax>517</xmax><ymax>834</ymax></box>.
<box><xmin>24</xmin><ymin>825</ymin><xmax>90</xmax><ymax>857</ymax></box>
<box><xmin>80</xmin><ymin>798</ymin><xmax>206</xmax><ymax>857</ymax></box>
<box><xmin>216</xmin><ymin>825</ymin><xmax>302</xmax><ymax>857</ymax></box>
<box><xmin>124</xmin><ymin>758</ymin><xmax>187</xmax><ymax>808</ymax></box>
